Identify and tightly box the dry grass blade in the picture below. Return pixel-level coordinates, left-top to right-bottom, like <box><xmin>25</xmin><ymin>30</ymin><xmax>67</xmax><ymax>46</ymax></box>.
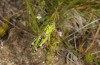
<box><xmin>66</xmin><ymin>19</ymin><xmax>100</xmax><ymax>39</ymax></box>
<box><xmin>85</xmin><ymin>23</ymin><xmax>100</xmax><ymax>52</ymax></box>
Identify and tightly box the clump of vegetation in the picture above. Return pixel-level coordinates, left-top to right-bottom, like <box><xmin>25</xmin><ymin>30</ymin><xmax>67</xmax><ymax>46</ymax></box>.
<box><xmin>84</xmin><ymin>53</ymin><xmax>94</xmax><ymax>63</ymax></box>
<box><xmin>25</xmin><ymin>0</ymin><xmax>100</xmax><ymax>65</ymax></box>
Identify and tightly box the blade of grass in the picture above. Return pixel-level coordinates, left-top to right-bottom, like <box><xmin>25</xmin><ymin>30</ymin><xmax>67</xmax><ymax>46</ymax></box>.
<box><xmin>25</xmin><ymin>0</ymin><xmax>39</xmax><ymax>34</ymax></box>
<box><xmin>85</xmin><ymin>24</ymin><xmax>100</xmax><ymax>52</ymax></box>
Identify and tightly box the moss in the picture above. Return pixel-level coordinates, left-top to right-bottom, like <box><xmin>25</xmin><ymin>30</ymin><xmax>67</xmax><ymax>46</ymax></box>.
<box><xmin>84</xmin><ymin>53</ymin><xmax>94</xmax><ymax>64</ymax></box>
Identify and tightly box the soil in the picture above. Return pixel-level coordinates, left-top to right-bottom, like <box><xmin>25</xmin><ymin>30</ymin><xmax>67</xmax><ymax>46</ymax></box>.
<box><xmin>0</xmin><ymin>28</ymin><xmax>84</xmax><ymax>65</ymax></box>
<box><xmin>0</xmin><ymin>28</ymin><xmax>34</xmax><ymax>65</ymax></box>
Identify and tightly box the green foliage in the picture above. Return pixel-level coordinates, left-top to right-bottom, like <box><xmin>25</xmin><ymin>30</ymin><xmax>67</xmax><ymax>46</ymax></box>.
<box><xmin>25</xmin><ymin>0</ymin><xmax>100</xmax><ymax>64</ymax></box>
<box><xmin>46</xmin><ymin>31</ymin><xmax>60</xmax><ymax>65</ymax></box>
<box><xmin>25</xmin><ymin>0</ymin><xmax>39</xmax><ymax>35</ymax></box>
<box><xmin>84</xmin><ymin>53</ymin><xmax>94</xmax><ymax>63</ymax></box>
<box><xmin>25</xmin><ymin>0</ymin><xmax>59</xmax><ymax>51</ymax></box>
<box><xmin>0</xmin><ymin>22</ymin><xmax>9</xmax><ymax>37</ymax></box>
<box><xmin>96</xmin><ymin>61</ymin><xmax>100</xmax><ymax>65</ymax></box>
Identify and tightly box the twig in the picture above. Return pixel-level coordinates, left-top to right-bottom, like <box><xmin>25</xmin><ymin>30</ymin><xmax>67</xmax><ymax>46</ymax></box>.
<box><xmin>0</xmin><ymin>15</ymin><xmax>35</xmax><ymax>37</ymax></box>
<box><xmin>91</xmin><ymin>51</ymin><xmax>100</xmax><ymax>55</ymax></box>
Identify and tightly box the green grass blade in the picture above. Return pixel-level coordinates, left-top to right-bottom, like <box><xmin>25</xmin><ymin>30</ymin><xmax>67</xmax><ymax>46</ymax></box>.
<box><xmin>25</xmin><ymin>0</ymin><xmax>39</xmax><ymax>34</ymax></box>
